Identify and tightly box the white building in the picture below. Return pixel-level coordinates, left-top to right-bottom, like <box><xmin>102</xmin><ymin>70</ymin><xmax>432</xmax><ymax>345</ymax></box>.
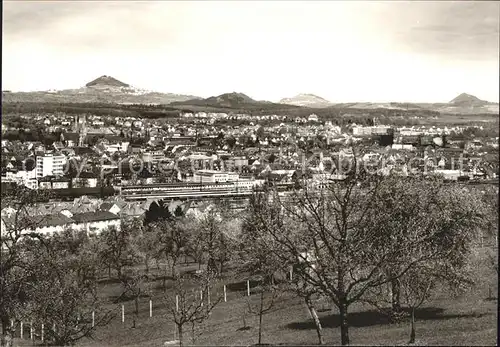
<box><xmin>433</xmin><ymin>169</ymin><xmax>464</xmax><ymax>181</ymax></box>
<box><xmin>1</xmin><ymin>210</ymin><xmax>121</xmax><ymax>238</ymax></box>
<box><xmin>192</xmin><ymin>170</ymin><xmax>240</xmax><ymax>183</ymax></box>
<box><xmin>352</xmin><ymin>125</ymin><xmax>391</xmax><ymax>136</ymax></box>
<box><xmin>36</xmin><ymin>153</ymin><xmax>66</xmax><ymax>178</ymax></box>
<box><xmin>309</xmin><ymin>173</ymin><xmax>347</xmax><ymax>189</ymax></box>
<box><xmin>105</xmin><ymin>141</ymin><xmax>130</xmax><ymax>154</ymax></box>
<box><xmin>391</xmin><ymin>144</ymin><xmax>414</xmax><ymax>151</ymax></box>
<box><xmin>308</xmin><ymin>114</ymin><xmax>319</xmax><ymax>122</ymax></box>
<box><xmin>142</xmin><ymin>150</ymin><xmax>166</xmax><ymax>163</ymax></box>
<box><xmin>70</xmin><ymin>211</ymin><xmax>121</xmax><ymax>234</ymax></box>
<box><xmin>4</xmin><ymin>169</ymin><xmax>37</xmax><ymax>186</ymax></box>
<box><xmin>234</xmin><ymin>179</ymin><xmax>265</xmax><ymax>192</ymax></box>
<box><xmin>133</xmin><ymin>120</ymin><xmax>143</xmax><ymax>128</ymax></box>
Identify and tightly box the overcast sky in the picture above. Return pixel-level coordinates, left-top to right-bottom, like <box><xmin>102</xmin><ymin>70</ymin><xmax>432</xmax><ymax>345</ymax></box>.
<box><xmin>3</xmin><ymin>1</ymin><xmax>499</xmax><ymax>102</ymax></box>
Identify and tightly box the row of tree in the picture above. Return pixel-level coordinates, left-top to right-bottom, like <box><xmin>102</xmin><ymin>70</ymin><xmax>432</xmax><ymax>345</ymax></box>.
<box><xmin>1</xmin><ymin>170</ymin><xmax>497</xmax><ymax>346</ymax></box>
<box><xmin>240</xmin><ymin>169</ymin><xmax>495</xmax><ymax>345</ymax></box>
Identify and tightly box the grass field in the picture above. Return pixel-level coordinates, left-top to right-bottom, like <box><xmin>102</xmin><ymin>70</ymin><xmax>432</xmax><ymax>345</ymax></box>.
<box><xmin>11</xmin><ymin>247</ymin><xmax>497</xmax><ymax>346</ymax></box>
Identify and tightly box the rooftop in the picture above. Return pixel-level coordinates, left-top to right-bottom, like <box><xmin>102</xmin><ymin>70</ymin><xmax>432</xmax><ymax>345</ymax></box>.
<box><xmin>71</xmin><ymin>211</ymin><xmax>120</xmax><ymax>223</ymax></box>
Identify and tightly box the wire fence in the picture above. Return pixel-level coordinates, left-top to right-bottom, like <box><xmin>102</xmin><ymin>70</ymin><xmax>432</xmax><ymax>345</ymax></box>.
<box><xmin>7</xmin><ymin>250</ymin><xmax>497</xmax><ymax>345</ymax></box>
<box><xmin>7</xmin><ymin>275</ymin><xmax>293</xmax><ymax>344</ymax></box>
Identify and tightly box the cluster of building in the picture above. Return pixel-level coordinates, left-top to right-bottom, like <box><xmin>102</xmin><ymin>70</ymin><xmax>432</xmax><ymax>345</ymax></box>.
<box><xmin>2</xmin><ymin>111</ymin><xmax>498</xmax><ymax>189</ymax></box>
<box><xmin>1</xmin><ymin>109</ymin><xmax>498</xmax><ymax>237</ymax></box>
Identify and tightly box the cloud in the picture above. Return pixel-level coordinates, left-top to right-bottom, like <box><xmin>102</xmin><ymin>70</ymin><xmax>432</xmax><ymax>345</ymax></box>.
<box><xmin>3</xmin><ymin>1</ymin><xmax>186</xmax><ymax>53</ymax></box>
<box><xmin>2</xmin><ymin>1</ymin><xmax>499</xmax><ymax>102</ymax></box>
<box><xmin>392</xmin><ymin>2</ymin><xmax>499</xmax><ymax>60</ymax></box>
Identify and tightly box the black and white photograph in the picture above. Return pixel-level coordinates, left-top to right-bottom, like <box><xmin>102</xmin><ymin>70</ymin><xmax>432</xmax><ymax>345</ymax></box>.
<box><xmin>1</xmin><ymin>1</ymin><xmax>499</xmax><ymax>346</ymax></box>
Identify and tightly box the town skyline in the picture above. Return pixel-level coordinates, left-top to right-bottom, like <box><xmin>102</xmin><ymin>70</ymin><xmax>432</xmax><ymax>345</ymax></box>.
<box><xmin>3</xmin><ymin>1</ymin><xmax>499</xmax><ymax>103</ymax></box>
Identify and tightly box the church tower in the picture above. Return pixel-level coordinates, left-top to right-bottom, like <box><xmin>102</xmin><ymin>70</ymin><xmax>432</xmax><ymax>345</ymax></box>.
<box><xmin>77</xmin><ymin>115</ymin><xmax>87</xmax><ymax>147</ymax></box>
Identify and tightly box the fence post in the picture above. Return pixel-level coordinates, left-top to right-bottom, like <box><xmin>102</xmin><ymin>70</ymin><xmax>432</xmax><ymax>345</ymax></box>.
<box><xmin>289</xmin><ymin>268</ymin><xmax>293</xmax><ymax>281</ymax></box>
<box><xmin>30</xmin><ymin>321</ymin><xmax>33</xmax><ymax>340</ymax></box>
<box><xmin>207</xmin><ymin>287</ymin><xmax>211</xmax><ymax>305</ymax></box>
<box><xmin>175</xmin><ymin>295</ymin><xmax>179</xmax><ymax>312</ymax></box>
<box><xmin>200</xmin><ymin>290</ymin><xmax>203</xmax><ymax>307</ymax></box>
<box><xmin>121</xmin><ymin>305</ymin><xmax>125</xmax><ymax>323</ymax></box>
<box><xmin>223</xmin><ymin>284</ymin><xmax>227</xmax><ymax>302</ymax></box>
<box><xmin>10</xmin><ymin>320</ymin><xmax>13</xmax><ymax>330</ymax></box>
<box><xmin>92</xmin><ymin>311</ymin><xmax>95</xmax><ymax>327</ymax></box>
<box><xmin>150</xmin><ymin>299</ymin><xmax>153</xmax><ymax>318</ymax></box>
<box><xmin>20</xmin><ymin>322</ymin><xmax>23</xmax><ymax>339</ymax></box>
<box><xmin>41</xmin><ymin>323</ymin><xmax>44</xmax><ymax>342</ymax></box>
<box><xmin>247</xmin><ymin>280</ymin><xmax>250</xmax><ymax>296</ymax></box>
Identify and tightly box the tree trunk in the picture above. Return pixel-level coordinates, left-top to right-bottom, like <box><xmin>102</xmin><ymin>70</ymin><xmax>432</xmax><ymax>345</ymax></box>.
<box><xmin>409</xmin><ymin>307</ymin><xmax>416</xmax><ymax>344</ymax></box>
<box><xmin>258</xmin><ymin>311</ymin><xmax>263</xmax><ymax>345</ymax></box>
<box><xmin>172</xmin><ymin>259</ymin><xmax>178</xmax><ymax>278</ymax></box>
<box><xmin>191</xmin><ymin>322</ymin><xmax>195</xmax><ymax>345</ymax></box>
<box><xmin>339</xmin><ymin>302</ymin><xmax>350</xmax><ymax>346</ymax></box>
<box><xmin>166</xmin><ymin>258</ymin><xmax>172</xmax><ymax>278</ymax></box>
<box><xmin>208</xmin><ymin>258</ymin><xmax>217</xmax><ymax>276</ymax></box>
<box><xmin>178</xmin><ymin>324</ymin><xmax>183</xmax><ymax>347</ymax></box>
<box><xmin>144</xmin><ymin>257</ymin><xmax>149</xmax><ymax>275</ymax></box>
<box><xmin>162</xmin><ymin>276</ymin><xmax>167</xmax><ymax>293</ymax></box>
<box><xmin>1</xmin><ymin>317</ymin><xmax>13</xmax><ymax>347</ymax></box>
<box><xmin>388</xmin><ymin>279</ymin><xmax>404</xmax><ymax>323</ymax></box>
<box><xmin>135</xmin><ymin>296</ymin><xmax>139</xmax><ymax>316</ymax></box>
<box><xmin>391</xmin><ymin>279</ymin><xmax>401</xmax><ymax>312</ymax></box>
<box><xmin>162</xmin><ymin>261</ymin><xmax>169</xmax><ymax>292</ymax></box>
<box><xmin>258</xmin><ymin>290</ymin><xmax>264</xmax><ymax>345</ymax></box>
<box><xmin>305</xmin><ymin>296</ymin><xmax>324</xmax><ymax>345</ymax></box>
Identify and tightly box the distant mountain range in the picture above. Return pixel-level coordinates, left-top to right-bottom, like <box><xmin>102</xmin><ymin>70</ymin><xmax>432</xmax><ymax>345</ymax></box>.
<box><xmin>2</xmin><ymin>75</ymin><xmax>200</xmax><ymax>105</ymax></box>
<box><xmin>277</xmin><ymin>92</ymin><xmax>498</xmax><ymax>115</ymax></box>
<box><xmin>449</xmin><ymin>93</ymin><xmax>488</xmax><ymax>106</ymax></box>
<box><xmin>170</xmin><ymin>92</ymin><xmax>300</xmax><ymax>111</ymax></box>
<box><xmin>2</xmin><ymin>76</ymin><xmax>498</xmax><ymax>115</ymax></box>
<box><xmin>279</xmin><ymin>94</ymin><xmax>333</xmax><ymax>108</ymax></box>
<box><xmin>86</xmin><ymin>75</ymin><xmax>130</xmax><ymax>88</ymax></box>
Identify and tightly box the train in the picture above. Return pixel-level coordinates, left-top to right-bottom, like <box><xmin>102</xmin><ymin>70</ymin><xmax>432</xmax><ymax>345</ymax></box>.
<box><xmin>119</xmin><ymin>181</ymin><xmax>258</xmax><ymax>199</ymax></box>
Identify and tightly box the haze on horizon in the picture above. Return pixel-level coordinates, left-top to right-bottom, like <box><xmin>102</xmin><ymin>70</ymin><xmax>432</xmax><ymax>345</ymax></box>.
<box><xmin>2</xmin><ymin>1</ymin><xmax>499</xmax><ymax>103</ymax></box>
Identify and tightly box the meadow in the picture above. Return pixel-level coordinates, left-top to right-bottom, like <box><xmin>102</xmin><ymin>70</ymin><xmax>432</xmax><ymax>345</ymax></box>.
<box><xmin>12</xmin><ymin>245</ymin><xmax>497</xmax><ymax>346</ymax></box>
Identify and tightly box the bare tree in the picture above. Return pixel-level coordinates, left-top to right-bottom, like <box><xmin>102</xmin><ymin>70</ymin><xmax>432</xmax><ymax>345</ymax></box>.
<box><xmin>164</xmin><ymin>273</ymin><xmax>221</xmax><ymax>347</ymax></box>
<box><xmin>98</xmin><ymin>221</ymin><xmax>141</xmax><ymax>281</ymax></box>
<box><xmin>363</xmin><ymin>177</ymin><xmax>488</xmax><ymax>321</ymax></box>
<box><xmin>22</xmin><ymin>231</ymin><xmax>115</xmax><ymax>346</ymax></box>
<box><xmin>184</xmin><ymin>218</ymin><xmax>206</xmax><ymax>270</ymax></box>
<box><xmin>399</xmin><ymin>266</ymin><xmax>436</xmax><ymax>344</ymax></box>
<box><xmin>150</xmin><ymin>218</ymin><xmax>187</xmax><ymax>291</ymax></box>
<box><xmin>245</xmin><ymin>280</ymin><xmax>281</xmax><ymax>346</ymax></box>
<box><xmin>137</xmin><ymin>223</ymin><xmax>158</xmax><ymax>275</ymax></box>
<box><xmin>289</xmin><ymin>268</ymin><xmax>325</xmax><ymax>345</ymax></box>
<box><xmin>244</xmin><ymin>195</ymin><xmax>326</xmax><ymax>344</ymax></box>
<box><xmin>119</xmin><ymin>268</ymin><xmax>150</xmax><ymax>328</ymax></box>
<box><xmin>245</xmin><ymin>170</ymin><xmax>487</xmax><ymax>345</ymax></box>
<box><xmin>0</xmin><ymin>188</ymin><xmax>52</xmax><ymax>347</ymax></box>
<box><xmin>190</xmin><ymin>204</ymin><xmax>234</xmax><ymax>277</ymax></box>
<box><xmin>239</xmin><ymin>208</ymin><xmax>284</xmax><ymax>346</ymax></box>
